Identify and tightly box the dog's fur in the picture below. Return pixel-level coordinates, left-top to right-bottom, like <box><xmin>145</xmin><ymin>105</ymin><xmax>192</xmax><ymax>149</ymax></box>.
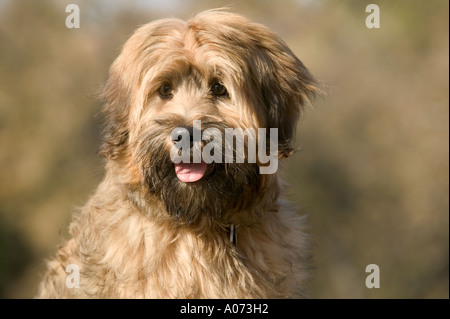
<box><xmin>37</xmin><ymin>9</ymin><xmax>318</xmax><ymax>298</ymax></box>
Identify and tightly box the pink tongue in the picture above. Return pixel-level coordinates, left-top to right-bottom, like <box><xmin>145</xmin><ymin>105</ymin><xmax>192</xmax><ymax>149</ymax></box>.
<box><xmin>174</xmin><ymin>162</ymin><xmax>207</xmax><ymax>182</ymax></box>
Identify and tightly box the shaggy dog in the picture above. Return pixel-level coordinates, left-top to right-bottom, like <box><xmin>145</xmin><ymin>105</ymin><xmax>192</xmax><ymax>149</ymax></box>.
<box><xmin>37</xmin><ymin>9</ymin><xmax>318</xmax><ymax>298</ymax></box>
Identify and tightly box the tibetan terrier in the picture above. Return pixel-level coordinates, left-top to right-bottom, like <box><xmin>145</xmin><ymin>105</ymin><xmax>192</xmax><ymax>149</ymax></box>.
<box><xmin>37</xmin><ymin>9</ymin><xmax>318</xmax><ymax>298</ymax></box>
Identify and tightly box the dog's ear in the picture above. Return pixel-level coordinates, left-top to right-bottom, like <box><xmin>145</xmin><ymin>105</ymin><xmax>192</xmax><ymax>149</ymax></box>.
<box><xmin>193</xmin><ymin>10</ymin><xmax>319</xmax><ymax>158</ymax></box>
<box><xmin>98</xmin><ymin>63</ymin><xmax>131</xmax><ymax>160</ymax></box>
<box><xmin>97</xmin><ymin>22</ymin><xmax>168</xmax><ymax>160</ymax></box>
<box><xmin>249</xmin><ymin>27</ymin><xmax>319</xmax><ymax>158</ymax></box>
<box><xmin>99</xmin><ymin>19</ymin><xmax>186</xmax><ymax>160</ymax></box>
<box><xmin>98</xmin><ymin>29</ymin><xmax>146</xmax><ymax>160</ymax></box>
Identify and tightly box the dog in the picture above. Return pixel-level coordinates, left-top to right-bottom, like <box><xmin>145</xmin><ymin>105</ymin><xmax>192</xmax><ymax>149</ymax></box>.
<box><xmin>37</xmin><ymin>9</ymin><xmax>318</xmax><ymax>298</ymax></box>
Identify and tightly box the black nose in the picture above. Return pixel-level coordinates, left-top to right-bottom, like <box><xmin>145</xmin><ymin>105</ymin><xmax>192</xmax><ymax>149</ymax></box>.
<box><xmin>171</xmin><ymin>126</ymin><xmax>194</xmax><ymax>143</ymax></box>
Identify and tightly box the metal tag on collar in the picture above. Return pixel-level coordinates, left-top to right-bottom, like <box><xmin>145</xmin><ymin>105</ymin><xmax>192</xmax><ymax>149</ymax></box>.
<box><xmin>229</xmin><ymin>224</ymin><xmax>237</xmax><ymax>246</ymax></box>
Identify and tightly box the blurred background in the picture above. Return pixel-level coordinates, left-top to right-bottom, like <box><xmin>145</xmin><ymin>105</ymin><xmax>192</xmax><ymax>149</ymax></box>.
<box><xmin>0</xmin><ymin>0</ymin><xmax>448</xmax><ymax>298</ymax></box>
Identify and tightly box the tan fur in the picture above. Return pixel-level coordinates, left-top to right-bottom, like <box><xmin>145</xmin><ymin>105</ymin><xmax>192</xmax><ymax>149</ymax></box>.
<box><xmin>37</xmin><ymin>9</ymin><xmax>318</xmax><ymax>299</ymax></box>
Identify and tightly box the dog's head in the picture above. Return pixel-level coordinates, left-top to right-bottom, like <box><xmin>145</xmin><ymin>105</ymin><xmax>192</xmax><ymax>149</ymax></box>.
<box><xmin>99</xmin><ymin>10</ymin><xmax>318</xmax><ymax>223</ymax></box>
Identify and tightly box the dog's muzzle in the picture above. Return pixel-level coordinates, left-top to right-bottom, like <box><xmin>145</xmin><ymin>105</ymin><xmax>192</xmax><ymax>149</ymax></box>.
<box><xmin>171</xmin><ymin>125</ymin><xmax>208</xmax><ymax>183</ymax></box>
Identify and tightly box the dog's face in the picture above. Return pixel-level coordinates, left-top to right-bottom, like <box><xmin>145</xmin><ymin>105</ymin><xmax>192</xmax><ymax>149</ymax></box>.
<box><xmin>99</xmin><ymin>10</ymin><xmax>317</xmax><ymax>224</ymax></box>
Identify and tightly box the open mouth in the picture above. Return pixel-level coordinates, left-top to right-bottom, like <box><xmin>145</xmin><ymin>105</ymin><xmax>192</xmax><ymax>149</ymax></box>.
<box><xmin>174</xmin><ymin>162</ymin><xmax>208</xmax><ymax>183</ymax></box>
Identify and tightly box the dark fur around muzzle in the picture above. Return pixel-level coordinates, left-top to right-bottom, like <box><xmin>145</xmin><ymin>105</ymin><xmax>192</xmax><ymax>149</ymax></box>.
<box><xmin>132</xmin><ymin>114</ymin><xmax>261</xmax><ymax>224</ymax></box>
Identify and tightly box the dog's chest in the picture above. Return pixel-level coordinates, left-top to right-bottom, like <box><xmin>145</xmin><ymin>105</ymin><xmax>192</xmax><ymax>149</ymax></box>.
<box><xmin>87</xmin><ymin>217</ymin><xmax>273</xmax><ymax>298</ymax></box>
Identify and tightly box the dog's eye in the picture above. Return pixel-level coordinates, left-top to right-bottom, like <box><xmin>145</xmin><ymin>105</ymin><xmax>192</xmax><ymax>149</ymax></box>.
<box><xmin>211</xmin><ymin>82</ymin><xmax>228</xmax><ymax>97</ymax></box>
<box><xmin>158</xmin><ymin>84</ymin><xmax>173</xmax><ymax>99</ymax></box>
